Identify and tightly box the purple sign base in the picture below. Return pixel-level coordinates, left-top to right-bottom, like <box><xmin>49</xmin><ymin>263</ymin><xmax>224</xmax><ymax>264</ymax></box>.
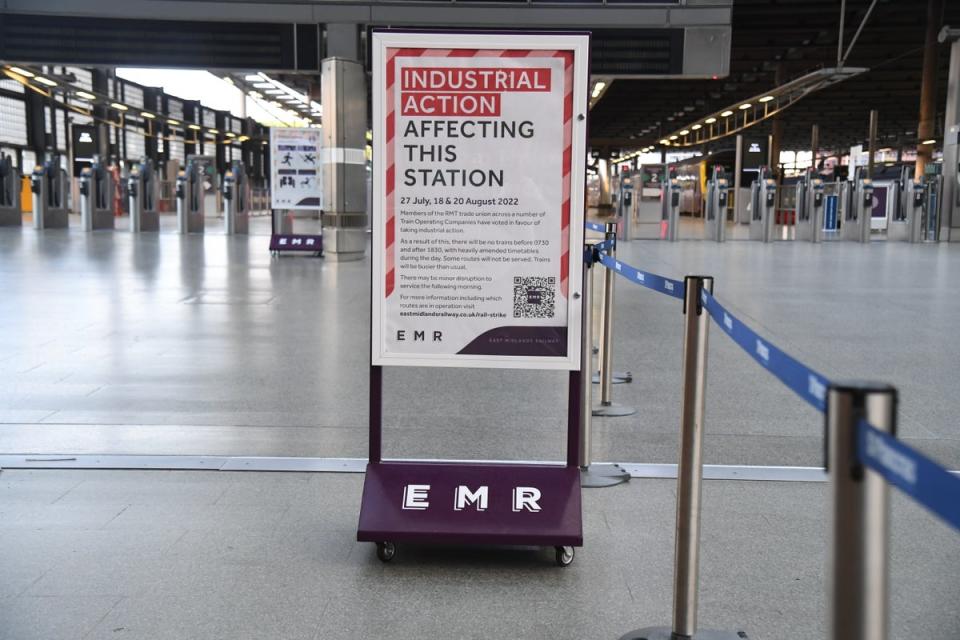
<box><xmin>357</xmin><ymin>461</ymin><xmax>583</xmax><ymax>547</ymax></box>
<box><xmin>269</xmin><ymin>233</ymin><xmax>323</xmax><ymax>252</ymax></box>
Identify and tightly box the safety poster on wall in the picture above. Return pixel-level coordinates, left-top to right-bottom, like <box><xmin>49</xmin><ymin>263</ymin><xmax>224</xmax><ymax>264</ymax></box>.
<box><xmin>371</xmin><ymin>31</ymin><xmax>589</xmax><ymax>370</ymax></box>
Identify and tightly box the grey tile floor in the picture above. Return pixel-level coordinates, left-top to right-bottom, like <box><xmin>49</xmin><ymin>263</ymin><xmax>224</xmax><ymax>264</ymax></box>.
<box><xmin>1</xmin><ymin>217</ymin><xmax>959</xmax><ymax>639</ymax></box>
<box><xmin>1</xmin><ymin>216</ymin><xmax>958</xmax><ymax>468</ymax></box>
<box><xmin>0</xmin><ymin>469</ymin><xmax>958</xmax><ymax>639</ymax></box>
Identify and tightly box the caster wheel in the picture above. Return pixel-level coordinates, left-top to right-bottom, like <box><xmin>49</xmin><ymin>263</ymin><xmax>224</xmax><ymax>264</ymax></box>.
<box><xmin>555</xmin><ymin>545</ymin><xmax>574</xmax><ymax>567</ymax></box>
<box><xmin>376</xmin><ymin>541</ymin><xmax>396</xmax><ymax>563</ymax></box>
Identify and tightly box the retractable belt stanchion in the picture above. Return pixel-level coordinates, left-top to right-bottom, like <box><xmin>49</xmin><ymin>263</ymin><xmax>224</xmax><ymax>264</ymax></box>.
<box><xmin>585</xmin><ymin>221</ymin><xmax>632</xmax><ymax>385</ymax></box>
<box><xmin>593</xmin><ymin>222</ymin><xmax>636</xmax><ymax>419</ymax></box>
<box><xmin>580</xmin><ymin>242</ymin><xmax>630</xmax><ymax>488</ymax></box>
<box><xmin>620</xmin><ymin>275</ymin><xmax>746</xmax><ymax>640</ymax></box>
<box><xmin>826</xmin><ymin>383</ymin><xmax>896</xmax><ymax>640</ymax></box>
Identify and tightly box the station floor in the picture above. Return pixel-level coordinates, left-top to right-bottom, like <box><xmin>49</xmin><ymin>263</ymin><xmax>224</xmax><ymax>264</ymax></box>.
<box><xmin>1</xmin><ymin>213</ymin><xmax>959</xmax><ymax>638</ymax></box>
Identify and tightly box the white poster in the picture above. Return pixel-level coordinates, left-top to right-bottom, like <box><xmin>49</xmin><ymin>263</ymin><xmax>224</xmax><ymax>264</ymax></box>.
<box><xmin>371</xmin><ymin>32</ymin><xmax>589</xmax><ymax>370</ymax></box>
<box><xmin>270</xmin><ymin>127</ymin><xmax>322</xmax><ymax>209</ymax></box>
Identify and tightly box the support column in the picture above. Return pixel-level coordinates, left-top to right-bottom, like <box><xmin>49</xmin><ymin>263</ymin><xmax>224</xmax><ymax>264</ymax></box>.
<box><xmin>940</xmin><ymin>27</ymin><xmax>960</xmax><ymax>239</ymax></box>
<box><xmin>733</xmin><ymin>134</ymin><xmax>744</xmax><ymax>223</ymax></box>
<box><xmin>916</xmin><ymin>0</ymin><xmax>944</xmax><ymax>179</ymax></box>
<box><xmin>214</xmin><ymin>111</ymin><xmax>227</xmax><ymax>175</ymax></box>
<box><xmin>321</xmin><ymin>27</ymin><xmax>367</xmax><ymax>261</ymax></box>
<box><xmin>144</xmin><ymin>87</ymin><xmax>160</xmax><ymax>164</ymax></box>
<box><xmin>24</xmin><ymin>89</ymin><xmax>47</xmax><ymax>160</ymax></box>
<box><xmin>868</xmin><ymin>110</ymin><xmax>878</xmax><ymax>178</ymax></box>
<box><xmin>811</xmin><ymin>124</ymin><xmax>820</xmax><ymax>173</ymax></box>
<box><xmin>184</xmin><ymin>101</ymin><xmax>199</xmax><ymax>158</ymax></box>
<box><xmin>769</xmin><ymin>63</ymin><xmax>786</xmax><ymax>178</ymax></box>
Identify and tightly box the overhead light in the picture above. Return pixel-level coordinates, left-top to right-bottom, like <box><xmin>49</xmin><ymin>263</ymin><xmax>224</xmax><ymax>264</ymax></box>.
<box><xmin>226</xmin><ymin>132</ymin><xmax>236</xmax><ymax>138</ymax></box>
<box><xmin>921</xmin><ymin>139</ymin><xmax>936</xmax><ymax>145</ymax></box>
<box><xmin>739</xmin><ymin>103</ymin><xmax>752</xmax><ymax>110</ymax></box>
<box><xmin>222</xmin><ymin>77</ymin><xmax>234</xmax><ymax>85</ymax></box>
<box><xmin>679</xmin><ymin>129</ymin><xmax>690</xmax><ymax>135</ymax></box>
<box><xmin>35</xmin><ymin>76</ymin><xmax>58</xmax><ymax>87</ymax></box>
<box><xmin>669</xmin><ymin>135</ymin><xmax>678</xmax><ymax>140</ymax></box>
<box><xmin>140</xmin><ymin>111</ymin><xmax>156</xmax><ymax>119</ymax></box>
<box><xmin>167</xmin><ymin>119</ymin><xmax>180</xmax><ymax>126</ymax></box>
<box><xmin>759</xmin><ymin>95</ymin><xmax>774</xmax><ymax>103</ymax></box>
<box><xmin>75</xmin><ymin>90</ymin><xmax>96</xmax><ymax>101</ymax></box>
<box><xmin>691</xmin><ymin>124</ymin><xmax>702</xmax><ymax>130</ymax></box>
<box><xmin>253</xmin><ymin>82</ymin><xmax>273</xmax><ymax>89</ymax></box>
<box><xmin>721</xmin><ymin>110</ymin><xmax>734</xmax><ymax>117</ymax></box>
<box><xmin>188</xmin><ymin>124</ymin><xmax>201</xmax><ymax>130</ymax></box>
<box><xmin>110</xmin><ymin>102</ymin><xmax>128</xmax><ymax>111</ymax></box>
<box><xmin>209</xmin><ymin>128</ymin><xmax>219</xmax><ymax>134</ymax></box>
<box><xmin>244</xmin><ymin>74</ymin><xmax>261</xmax><ymax>82</ymax></box>
<box><xmin>238</xmin><ymin>135</ymin><xmax>250</xmax><ymax>142</ymax></box>
<box><xmin>705</xmin><ymin>117</ymin><xmax>717</xmax><ymax>124</ymax></box>
<box><xmin>8</xmin><ymin>66</ymin><xmax>35</xmax><ymax>78</ymax></box>
<box><xmin>659</xmin><ymin>139</ymin><xmax>669</xmax><ymax>145</ymax></box>
<box><xmin>248</xmin><ymin>91</ymin><xmax>262</xmax><ymax>99</ymax></box>
<box><xmin>591</xmin><ymin>81</ymin><xmax>606</xmax><ymax>99</ymax></box>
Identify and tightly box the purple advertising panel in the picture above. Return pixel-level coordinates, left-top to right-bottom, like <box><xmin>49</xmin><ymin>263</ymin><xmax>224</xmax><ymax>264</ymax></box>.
<box><xmin>269</xmin><ymin>234</ymin><xmax>323</xmax><ymax>252</ymax></box>
<box><xmin>357</xmin><ymin>462</ymin><xmax>583</xmax><ymax>546</ymax></box>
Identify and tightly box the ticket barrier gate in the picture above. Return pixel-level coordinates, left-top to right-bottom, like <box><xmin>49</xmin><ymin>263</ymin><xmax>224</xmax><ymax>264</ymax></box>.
<box><xmin>660</xmin><ymin>178</ymin><xmax>680</xmax><ymax>241</ymax></box>
<box><xmin>797</xmin><ymin>178</ymin><xmax>825</xmax><ymax>243</ymax></box>
<box><xmin>915</xmin><ymin>175</ymin><xmax>942</xmax><ymax>242</ymax></box>
<box><xmin>128</xmin><ymin>160</ymin><xmax>160</xmax><ymax>232</ymax></box>
<box><xmin>222</xmin><ymin>161</ymin><xmax>249</xmax><ymax>235</ymax></box>
<box><xmin>79</xmin><ymin>159</ymin><xmax>114</xmax><ymax>231</ymax></box>
<box><xmin>0</xmin><ymin>153</ymin><xmax>21</xmax><ymax>226</ymax></box>
<box><xmin>704</xmin><ymin>167</ymin><xmax>729</xmax><ymax>242</ymax></box>
<box><xmin>748</xmin><ymin>173</ymin><xmax>777</xmax><ymax>242</ymax></box>
<box><xmin>30</xmin><ymin>161</ymin><xmax>69</xmax><ymax>230</ymax></box>
<box><xmin>176</xmin><ymin>161</ymin><xmax>204</xmax><ymax>234</ymax></box>
<box><xmin>841</xmin><ymin>178</ymin><xmax>873</xmax><ymax>243</ymax></box>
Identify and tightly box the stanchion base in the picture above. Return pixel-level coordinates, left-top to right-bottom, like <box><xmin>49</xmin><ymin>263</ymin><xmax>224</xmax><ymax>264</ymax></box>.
<box><xmin>592</xmin><ymin>371</ymin><xmax>633</xmax><ymax>385</ymax></box>
<box><xmin>618</xmin><ymin>627</ymin><xmax>747</xmax><ymax>640</ymax></box>
<box><xmin>580</xmin><ymin>463</ymin><xmax>630</xmax><ymax>488</ymax></box>
<box><xmin>592</xmin><ymin>402</ymin><xmax>637</xmax><ymax>417</ymax></box>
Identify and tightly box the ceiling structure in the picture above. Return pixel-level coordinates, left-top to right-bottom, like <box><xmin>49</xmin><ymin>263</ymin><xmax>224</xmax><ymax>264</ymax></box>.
<box><xmin>589</xmin><ymin>0</ymin><xmax>960</xmax><ymax>155</ymax></box>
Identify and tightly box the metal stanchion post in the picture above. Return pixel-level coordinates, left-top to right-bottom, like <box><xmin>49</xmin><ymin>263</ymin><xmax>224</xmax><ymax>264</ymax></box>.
<box><xmin>620</xmin><ymin>276</ymin><xmax>746</xmax><ymax>640</ymax></box>
<box><xmin>580</xmin><ymin>245</ymin><xmax>630</xmax><ymax>488</ymax></box>
<box><xmin>594</xmin><ymin>222</ymin><xmax>636</xmax><ymax>418</ymax></box>
<box><xmin>826</xmin><ymin>382</ymin><xmax>896</xmax><ymax>640</ymax></box>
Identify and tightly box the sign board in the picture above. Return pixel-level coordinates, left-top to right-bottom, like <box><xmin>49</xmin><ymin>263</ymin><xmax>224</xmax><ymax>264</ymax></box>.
<box><xmin>270</xmin><ymin>127</ymin><xmax>322</xmax><ymax>209</ymax></box>
<box><xmin>71</xmin><ymin>124</ymin><xmax>98</xmax><ymax>175</ymax></box>
<box><xmin>371</xmin><ymin>31</ymin><xmax>588</xmax><ymax>370</ymax></box>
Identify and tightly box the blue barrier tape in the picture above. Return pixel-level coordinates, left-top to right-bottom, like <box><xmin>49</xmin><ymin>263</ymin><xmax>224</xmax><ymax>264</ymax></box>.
<box><xmin>594</xmin><ymin>239</ymin><xmax>616</xmax><ymax>253</ymax></box>
<box><xmin>701</xmin><ymin>289</ymin><xmax>830</xmax><ymax>413</ymax></box>
<box><xmin>596</xmin><ymin>252</ymin><xmax>686</xmax><ymax>300</ymax></box>
<box><xmin>857</xmin><ymin>419</ymin><xmax>960</xmax><ymax>534</ymax></box>
<box><xmin>585</xmin><ymin>221</ymin><xmax>607</xmax><ymax>233</ymax></box>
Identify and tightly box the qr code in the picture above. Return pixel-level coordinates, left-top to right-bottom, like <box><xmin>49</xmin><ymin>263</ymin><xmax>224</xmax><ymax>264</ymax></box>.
<box><xmin>513</xmin><ymin>276</ymin><xmax>556</xmax><ymax>319</ymax></box>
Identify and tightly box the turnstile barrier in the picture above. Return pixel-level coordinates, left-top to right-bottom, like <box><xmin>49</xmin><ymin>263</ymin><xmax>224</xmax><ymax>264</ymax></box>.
<box><xmin>128</xmin><ymin>159</ymin><xmax>160</xmax><ymax>232</ymax></box>
<box><xmin>176</xmin><ymin>160</ymin><xmax>204</xmax><ymax>234</ymax></box>
<box><xmin>704</xmin><ymin>167</ymin><xmax>728</xmax><ymax>243</ymax></box>
<box><xmin>30</xmin><ymin>160</ymin><xmax>69</xmax><ymax>230</ymax></box>
<box><xmin>79</xmin><ymin>158</ymin><xmax>114</xmax><ymax>231</ymax></box>
<box><xmin>748</xmin><ymin>171</ymin><xmax>777</xmax><ymax>242</ymax></box>
<box><xmin>222</xmin><ymin>160</ymin><xmax>250</xmax><ymax>235</ymax></box>
<box><xmin>0</xmin><ymin>153</ymin><xmax>21</xmax><ymax>227</ymax></box>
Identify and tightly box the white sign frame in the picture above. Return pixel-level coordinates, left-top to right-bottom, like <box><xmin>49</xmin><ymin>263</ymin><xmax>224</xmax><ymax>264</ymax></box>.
<box><xmin>371</xmin><ymin>31</ymin><xmax>589</xmax><ymax>370</ymax></box>
<box><xmin>269</xmin><ymin>127</ymin><xmax>323</xmax><ymax>210</ymax></box>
